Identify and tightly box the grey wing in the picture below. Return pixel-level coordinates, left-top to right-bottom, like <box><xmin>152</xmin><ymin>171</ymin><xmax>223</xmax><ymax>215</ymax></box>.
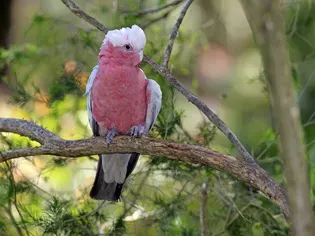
<box><xmin>85</xmin><ymin>65</ymin><xmax>99</xmax><ymax>96</ymax></box>
<box><xmin>144</xmin><ymin>79</ymin><xmax>162</xmax><ymax>134</ymax></box>
<box><xmin>85</xmin><ymin>65</ymin><xmax>99</xmax><ymax>131</ymax></box>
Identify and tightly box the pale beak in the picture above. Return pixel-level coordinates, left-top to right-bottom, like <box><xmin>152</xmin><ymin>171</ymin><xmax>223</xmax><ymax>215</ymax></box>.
<box><xmin>138</xmin><ymin>50</ymin><xmax>143</xmax><ymax>61</ymax></box>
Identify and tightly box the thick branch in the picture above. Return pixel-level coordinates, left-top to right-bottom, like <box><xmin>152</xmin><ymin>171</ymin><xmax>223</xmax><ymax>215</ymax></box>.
<box><xmin>0</xmin><ymin>118</ymin><xmax>289</xmax><ymax>220</ymax></box>
<box><xmin>0</xmin><ymin>118</ymin><xmax>62</xmax><ymax>144</ymax></box>
<box><xmin>240</xmin><ymin>1</ymin><xmax>314</xmax><ymax>235</ymax></box>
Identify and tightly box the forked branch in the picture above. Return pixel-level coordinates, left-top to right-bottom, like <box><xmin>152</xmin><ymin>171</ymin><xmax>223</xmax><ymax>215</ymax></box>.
<box><xmin>0</xmin><ymin>118</ymin><xmax>289</xmax><ymax>220</ymax></box>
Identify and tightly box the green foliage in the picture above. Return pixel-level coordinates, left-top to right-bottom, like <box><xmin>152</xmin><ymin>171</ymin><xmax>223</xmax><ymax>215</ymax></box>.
<box><xmin>49</xmin><ymin>71</ymin><xmax>83</xmax><ymax>104</ymax></box>
<box><xmin>30</xmin><ymin>197</ymin><xmax>105</xmax><ymax>235</ymax></box>
<box><xmin>107</xmin><ymin>216</ymin><xmax>126</xmax><ymax>236</ymax></box>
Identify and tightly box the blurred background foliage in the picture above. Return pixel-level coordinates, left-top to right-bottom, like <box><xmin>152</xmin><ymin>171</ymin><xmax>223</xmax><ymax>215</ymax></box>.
<box><xmin>0</xmin><ymin>0</ymin><xmax>314</xmax><ymax>235</ymax></box>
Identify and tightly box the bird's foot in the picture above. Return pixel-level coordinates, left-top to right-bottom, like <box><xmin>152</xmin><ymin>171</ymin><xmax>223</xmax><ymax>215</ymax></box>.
<box><xmin>106</xmin><ymin>128</ymin><xmax>117</xmax><ymax>150</ymax></box>
<box><xmin>129</xmin><ymin>125</ymin><xmax>145</xmax><ymax>137</ymax></box>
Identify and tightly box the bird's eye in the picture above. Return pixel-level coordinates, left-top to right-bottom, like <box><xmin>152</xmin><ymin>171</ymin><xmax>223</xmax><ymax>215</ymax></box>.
<box><xmin>124</xmin><ymin>44</ymin><xmax>132</xmax><ymax>51</ymax></box>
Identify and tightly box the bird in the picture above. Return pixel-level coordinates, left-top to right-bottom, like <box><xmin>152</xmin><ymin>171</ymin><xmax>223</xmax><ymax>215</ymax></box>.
<box><xmin>85</xmin><ymin>25</ymin><xmax>162</xmax><ymax>201</ymax></box>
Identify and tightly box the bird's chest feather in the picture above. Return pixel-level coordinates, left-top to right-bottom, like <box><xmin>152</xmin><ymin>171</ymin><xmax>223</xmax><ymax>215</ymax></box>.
<box><xmin>91</xmin><ymin>65</ymin><xmax>148</xmax><ymax>133</ymax></box>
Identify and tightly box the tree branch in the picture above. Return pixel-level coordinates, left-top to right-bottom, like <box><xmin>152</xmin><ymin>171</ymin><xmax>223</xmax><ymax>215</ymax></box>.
<box><xmin>124</xmin><ymin>0</ymin><xmax>184</xmax><ymax>16</ymax></box>
<box><xmin>141</xmin><ymin>11</ymin><xmax>171</xmax><ymax>29</ymax></box>
<box><xmin>4</xmin><ymin>161</ymin><xmax>30</xmax><ymax>236</ymax></box>
<box><xmin>200</xmin><ymin>183</ymin><xmax>210</xmax><ymax>236</ymax></box>
<box><xmin>143</xmin><ymin>56</ymin><xmax>256</xmax><ymax>165</ymax></box>
<box><xmin>60</xmin><ymin>0</ymin><xmax>109</xmax><ymax>33</ymax></box>
<box><xmin>0</xmin><ymin>118</ymin><xmax>289</xmax><ymax>220</ymax></box>
<box><xmin>239</xmin><ymin>1</ymin><xmax>314</xmax><ymax>235</ymax></box>
<box><xmin>0</xmin><ymin>118</ymin><xmax>61</xmax><ymax>144</ymax></box>
<box><xmin>162</xmin><ymin>0</ymin><xmax>194</xmax><ymax>68</ymax></box>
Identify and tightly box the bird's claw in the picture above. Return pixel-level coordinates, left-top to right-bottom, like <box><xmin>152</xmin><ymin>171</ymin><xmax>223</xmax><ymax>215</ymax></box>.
<box><xmin>129</xmin><ymin>125</ymin><xmax>145</xmax><ymax>137</ymax></box>
<box><xmin>106</xmin><ymin>128</ymin><xmax>117</xmax><ymax>150</ymax></box>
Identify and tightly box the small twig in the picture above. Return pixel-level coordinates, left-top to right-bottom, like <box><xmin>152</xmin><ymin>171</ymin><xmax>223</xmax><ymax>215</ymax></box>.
<box><xmin>121</xmin><ymin>169</ymin><xmax>151</xmax><ymax>218</ymax></box>
<box><xmin>63</xmin><ymin>200</ymin><xmax>107</xmax><ymax>227</ymax></box>
<box><xmin>215</xmin><ymin>174</ymin><xmax>248</xmax><ymax>219</ymax></box>
<box><xmin>4</xmin><ymin>207</ymin><xmax>24</xmax><ymax>236</ymax></box>
<box><xmin>4</xmin><ymin>161</ymin><xmax>31</xmax><ymax>236</ymax></box>
<box><xmin>61</xmin><ymin>0</ymin><xmax>109</xmax><ymax>33</ymax></box>
<box><xmin>3</xmin><ymin>162</ymin><xmax>24</xmax><ymax>236</ymax></box>
<box><xmin>100</xmin><ymin>170</ymin><xmax>151</xmax><ymax>232</ymax></box>
<box><xmin>218</xmin><ymin>206</ymin><xmax>232</xmax><ymax>235</ymax></box>
<box><xmin>141</xmin><ymin>11</ymin><xmax>171</xmax><ymax>29</ymax></box>
<box><xmin>200</xmin><ymin>183</ymin><xmax>210</xmax><ymax>236</ymax></box>
<box><xmin>162</xmin><ymin>0</ymin><xmax>194</xmax><ymax>68</ymax></box>
<box><xmin>216</xmin><ymin>202</ymin><xmax>252</xmax><ymax>235</ymax></box>
<box><xmin>124</xmin><ymin>0</ymin><xmax>183</xmax><ymax>16</ymax></box>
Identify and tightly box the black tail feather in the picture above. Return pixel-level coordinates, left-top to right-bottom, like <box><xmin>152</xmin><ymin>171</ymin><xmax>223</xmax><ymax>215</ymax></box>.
<box><xmin>90</xmin><ymin>153</ymin><xmax>140</xmax><ymax>201</ymax></box>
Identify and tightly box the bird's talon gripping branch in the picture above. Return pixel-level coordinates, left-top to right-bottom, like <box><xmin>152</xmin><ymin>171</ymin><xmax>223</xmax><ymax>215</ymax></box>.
<box><xmin>129</xmin><ymin>125</ymin><xmax>145</xmax><ymax>137</ymax></box>
<box><xmin>106</xmin><ymin>128</ymin><xmax>117</xmax><ymax>149</ymax></box>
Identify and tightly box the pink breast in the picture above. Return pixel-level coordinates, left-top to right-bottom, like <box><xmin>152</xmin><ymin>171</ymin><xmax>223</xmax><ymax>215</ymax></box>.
<box><xmin>91</xmin><ymin>65</ymin><xmax>148</xmax><ymax>134</ymax></box>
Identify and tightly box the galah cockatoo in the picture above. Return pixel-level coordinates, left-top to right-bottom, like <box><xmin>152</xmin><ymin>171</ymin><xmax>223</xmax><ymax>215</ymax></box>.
<box><xmin>85</xmin><ymin>25</ymin><xmax>162</xmax><ymax>201</ymax></box>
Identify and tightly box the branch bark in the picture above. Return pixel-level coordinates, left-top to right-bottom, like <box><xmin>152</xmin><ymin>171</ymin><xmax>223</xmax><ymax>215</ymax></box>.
<box><xmin>0</xmin><ymin>118</ymin><xmax>289</xmax><ymax>220</ymax></box>
<box><xmin>239</xmin><ymin>1</ymin><xmax>315</xmax><ymax>235</ymax></box>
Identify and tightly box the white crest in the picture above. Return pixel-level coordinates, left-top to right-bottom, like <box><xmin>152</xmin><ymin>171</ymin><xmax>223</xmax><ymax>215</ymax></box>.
<box><xmin>102</xmin><ymin>25</ymin><xmax>146</xmax><ymax>51</ymax></box>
